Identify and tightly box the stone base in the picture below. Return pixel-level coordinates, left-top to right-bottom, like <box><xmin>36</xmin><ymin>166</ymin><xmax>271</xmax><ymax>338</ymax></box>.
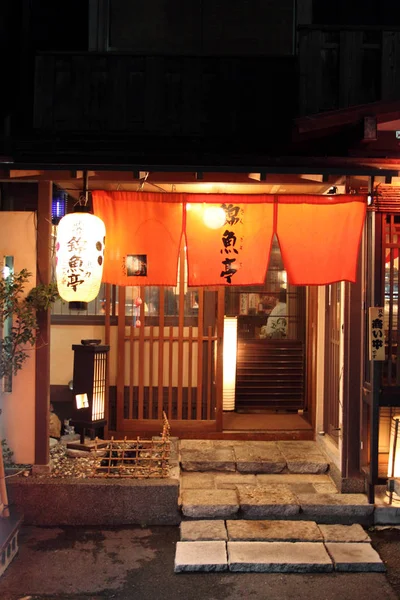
<box><xmin>329</xmin><ymin>462</ymin><xmax>366</xmax><ymax>494</ymax></box>
<box><xmin>31</xmin><ymin>463</ymin><xmax>51</xmax><ymax>476</ymax></box>
<box><xmin>7</xmin><ymin>476</ymin><xmax>180</xmax><ymax>526</ymax></box>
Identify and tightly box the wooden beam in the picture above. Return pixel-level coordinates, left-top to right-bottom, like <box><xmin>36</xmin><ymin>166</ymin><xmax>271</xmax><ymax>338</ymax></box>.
<box><xmin>9</xmin><ymin>170</ymin><xmax>42</xmax><ymax>178</ymax></box>
<box><xmin>35</xmin><ymin>181</ymin><xmax>52</xmax><ymax>467</ymax></box>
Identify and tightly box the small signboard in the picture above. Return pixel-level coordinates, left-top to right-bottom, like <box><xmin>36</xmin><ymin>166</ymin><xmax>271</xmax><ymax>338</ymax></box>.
<box><xmin>369</xmin><ymin>307</ymin><xmax>385</xmax><ymax>361</ymax></box>
<box><xmin>239</xmin><ymin>293</ymin><xmax>249</xmax><ymax>315</ymax></box>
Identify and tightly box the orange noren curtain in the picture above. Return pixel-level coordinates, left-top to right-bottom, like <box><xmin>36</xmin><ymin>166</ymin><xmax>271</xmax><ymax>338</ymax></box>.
<box><xmin>92</xmin><ymin>191</ymin><xmax>183</xmax><ymax>286</ymax></box>
<box><xmin>185</xmin><ymin>197</ymin><xmax>275</xmax><ymax>286</ymax></box>
<box><xmin>276</xmin><ymin>195</ymin><xmax>366</xmax><ymax>285</ymax></box>
<box><xmin>92</xmin><ymin>191</ymin><xmax>367</xmax><ymax>287</ymax></box>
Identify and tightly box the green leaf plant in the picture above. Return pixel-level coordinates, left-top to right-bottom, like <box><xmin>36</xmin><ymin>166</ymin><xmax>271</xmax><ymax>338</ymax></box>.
<box><xmin>0</xmin><ymin>269</ymin><xmax>59</xmax><ymax>382</ymax></box>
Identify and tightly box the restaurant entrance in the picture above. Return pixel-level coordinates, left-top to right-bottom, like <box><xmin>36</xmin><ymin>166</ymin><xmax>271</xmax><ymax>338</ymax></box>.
<box><xmin>224</xmin><ymin>236</ymin><xmax>307</xmax><ymax>413</ymax></box>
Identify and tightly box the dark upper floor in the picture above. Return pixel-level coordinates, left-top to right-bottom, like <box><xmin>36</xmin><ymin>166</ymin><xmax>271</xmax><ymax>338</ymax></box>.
<box><xmin>1</xmin><ymin>0</ymin><xmax>400</xmax><ymax>167</ymax></box>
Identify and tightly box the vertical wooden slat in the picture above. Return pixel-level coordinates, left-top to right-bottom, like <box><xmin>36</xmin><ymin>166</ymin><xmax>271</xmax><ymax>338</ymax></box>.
<box><xmin>305</xmin><ymin>286</ymin><xmax>318</xmax><ymax>428</ymax></box>
<box><xmin>215</xmin><ymin>287</ymin><xmax>225</xmax><ymax>430</ymax></box>
<box><xmin>188</xmin><ymin>327</ymin><xmax>193</xmax><ymax>420</ymax></box>
<box><xmin>138</xmin><ymin>286</ymin><xmax>145</xmax><ymax>419</ymax></box>
<box><xmin>158</xmin><ymin>289</ymin><xmax>165</xmax><ymax>418</ymax></box>
<box><xmin>207</xmin><ymin>325</ymin><xmax>212</xmax><ymax>420</ymax></box>
<box><xmin>149</xmin><ymin>326</ymin><xmax>154</xmax><ymax>419</ymax></box>
<box><xmin>177</xmin><ymin>248</ymin><xmax>185</xmax><ymax>419</ymax></box>
<box><xmin>196</xmin><ymin>288</ymin><xmax>204</xmax><ymax>419</ymax></box>
<box><xmin>128</xmin><ymin>318</ymin><xmax>134</xmax><ymax>419</ymax></box>
<box><xmin>117</xmin><ymin>285</ymin><xmax>126</xmax><ymax>430</ymax></box>
<box><xmin>168</xmin><ymin>326</ymin><xmax>174</xmax><ymax>418</ymax></box>
<box><xmin>104</xmin><ymin>283</ymin><xmax>111</xmax><ymax>436</ymax></box>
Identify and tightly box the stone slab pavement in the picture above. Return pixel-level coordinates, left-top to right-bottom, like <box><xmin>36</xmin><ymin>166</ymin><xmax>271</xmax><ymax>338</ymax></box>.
<box><xmin>227</xmin><ymin>541</ymin><xmax>333</xmax><ymax>573</ymax></box>
<box><xmin>0</xmin><ymin>525</ymin><xmax>398</xmax><ymax>600</ymax></box>
<box><xmin>325</xmin><ymin>542</ymin><xmax>386</xmax><ymax>572</ymax></box>
<box><xmin>179</xmin><ymin>440</ymin><xmax>330</xmax><ymax>475</ymax></box>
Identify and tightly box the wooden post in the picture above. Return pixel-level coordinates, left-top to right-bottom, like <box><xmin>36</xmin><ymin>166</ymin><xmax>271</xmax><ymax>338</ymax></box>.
<box><xmin>34</xmin><ymin>181</ymin><xmax>52</xmax><ymax>468</ymax></box>
<box><xmin>0</xmin><ymin>449</ymin><xmax>10</xmax><ymax>518</ymax></box>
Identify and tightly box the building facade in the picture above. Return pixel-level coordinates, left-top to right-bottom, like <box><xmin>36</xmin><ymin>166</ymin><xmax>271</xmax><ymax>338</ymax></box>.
<box><xmin>1</xmin><ymin>0</ymin><xmax>400</xmax><ymax>500</ymax></box>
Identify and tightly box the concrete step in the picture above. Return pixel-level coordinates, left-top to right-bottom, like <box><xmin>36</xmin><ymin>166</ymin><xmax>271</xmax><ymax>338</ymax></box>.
<box><xmin>174</xmin><ymin>520</ymin><xmax>385</xmax><ymax>573</ymax></box>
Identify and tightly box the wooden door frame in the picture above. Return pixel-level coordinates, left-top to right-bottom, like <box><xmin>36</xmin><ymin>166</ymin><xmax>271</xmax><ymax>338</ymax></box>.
<box><xmin>305</xmin><ymin>286</ymin><xmax>318</xmax><ymax>428</ymax></box>
<box><xmin>324</xmin><ymin>282</ymin><xmax>341</xmax><ymax>444</ymax></box>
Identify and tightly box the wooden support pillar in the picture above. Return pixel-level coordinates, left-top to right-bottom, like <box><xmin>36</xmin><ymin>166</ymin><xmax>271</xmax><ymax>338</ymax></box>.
<box><xmin>34</xmin><ymin>181</ymin><xmax>52</xmax><ymax>467</ymax></box>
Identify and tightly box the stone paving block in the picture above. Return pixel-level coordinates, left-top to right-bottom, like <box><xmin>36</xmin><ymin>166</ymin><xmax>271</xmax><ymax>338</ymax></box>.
<box><xmin>179</xmin><ymin>440</ymin><xmax>236</xmax><ymax>450</ymax></box>
<box><xmin>313</xmin><ymin>483</ymin><xmax>338</xmax><ymax>494</ymax></box>
<box><xmin>286</xmin><ymin>483</ymin><xmax>318</xmax><ymax>494</ymax></box>
<box><xmin>277</xmin><ymin>441</ymin><xmax>324</xmax><ymax>453</ymax></box>
<box><xmin>180</xmin><ymin>520</ymin><xmax>227</xmax><ymax>541</ymax></box>
<box><xmin>277</xmin><ymin>441</ymin><xmax>328</xmax><ymax>474</ymax></box>
<box><xmin>319</xmin><ymin>524</ymin><xmax>371</xmax><ymax>543</ymax></box>
<box><xmin>175</xmin><ymin>541</ymin><xmax>228</xmax><ymax>572</ymax></box>
<box><xmin>238</xmin><ymin>485</ymin><xmax>300</xmax><ymax>518</ymax></box>
<box><xmin>181</xmin><ymin>489</ymin><xmax>239</xmax><ymax>518</ymax></box>
<box><xmin>180</xmin><ymin>447</ymin><xmax>236</xmax><ymax>472</ymax></box>
<box><xmin>234</xmin><ymin>442</ymin><xmax>286</xmax><ymax>473</ymax></box>
<box><xmin>214</xmin><ymin>473</ymin><xmax>257</xmax><ymax>489</ymax></box>
<box><xmin>180</xmin><ymin>473</ymin><xmax>216</xmax><ymax>489</ymax></box>
<box><xmin>256</xmin><ymin>473</ymin><xmax>332</xmax><ymax>485</ymax></box>
<box><xmin>226</xmin><ymin>519</ymin><xmax>323</xmax><ymax>542</ymax></box>
<box><xmin>278</xmin><ymin>441</ymin><xmax>328</xmax><ymax>467</ymax></box>
<box><xmin>227</xmin><ymin>541</ymin><xmax>333</xmax><ymax>573</ymax></box>
<box><xmin>325</xmin><ymin>542</ymin><xmax>386</xmax><ymax>572</ymax></box>
<box><xmin>297</xmin><ymin>494</ymin><xmax>375</xmax><ymax>523</ymax></box>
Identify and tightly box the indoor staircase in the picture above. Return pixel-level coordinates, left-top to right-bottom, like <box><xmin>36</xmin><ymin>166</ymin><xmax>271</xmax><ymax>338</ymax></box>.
<box><xmin>174</xmin><ymin>440</ymin><xmax>385</xmax><ymax>573</ymax></box>
<box><xmin>236</xmin><ymin>340</ymin><xmax>305</xmax><ymax>411</ymax></box>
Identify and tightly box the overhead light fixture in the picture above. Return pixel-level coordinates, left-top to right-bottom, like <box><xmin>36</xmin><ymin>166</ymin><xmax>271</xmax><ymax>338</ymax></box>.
<box><xmin>55</xmin><ymin>173</ymin><xmax>106</xmax><ymax>310</ymax></box>
<box><xmin>203</xmin><ymin>205</ymin><xmax>226</xmax><ymax>229</ymax></box>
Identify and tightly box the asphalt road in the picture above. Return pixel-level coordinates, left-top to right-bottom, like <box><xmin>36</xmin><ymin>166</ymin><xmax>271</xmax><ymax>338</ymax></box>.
<box><xmin>0</xmin><ymin>525</ymin><xmax>399</xmax><ymax>600</ymax></box>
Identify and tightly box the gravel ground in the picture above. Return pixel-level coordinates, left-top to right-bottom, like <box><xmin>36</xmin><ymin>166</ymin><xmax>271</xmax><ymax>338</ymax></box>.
<box><xmin>369</xmin><ymin>526</ymin><xmax>400</xmax><ymax>597</ymax></box>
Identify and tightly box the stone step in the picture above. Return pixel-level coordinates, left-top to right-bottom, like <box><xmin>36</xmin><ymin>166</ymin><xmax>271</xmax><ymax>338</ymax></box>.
<box><xmin>180</xmin><ymin>487</ymin><xmax>374</xmax><ymax>525</ymax></box>
<box><xmin>180</xmin><ymin>520</ymin><xmax>371</xmax><ymax>543</ymax></box>
<box><xmin>174</xmin><ymin>520</ymin><xmax>385</xmax><ymax>573</ymax></box>
<box><xmin>175</xmin><ymin>540</ymin><xmax>385</xmax><ymax>573</ymax></box>
<box><xmin>179</xmin><ymin>440</ymin><xmax>329</xmax><ymax>475</ymax></box>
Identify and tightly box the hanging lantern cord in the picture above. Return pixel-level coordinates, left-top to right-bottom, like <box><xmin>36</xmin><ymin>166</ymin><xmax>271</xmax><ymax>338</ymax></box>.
<box><xmin>74</xmin><ymin>170</ymin><xmax>90</xmax><ymax>208</ymax></box>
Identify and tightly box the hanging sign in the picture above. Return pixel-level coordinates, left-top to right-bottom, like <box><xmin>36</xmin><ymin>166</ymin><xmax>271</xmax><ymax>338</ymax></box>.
<box><xmin>185</xmin><ymin>200</ymin><xmax>274</xmax><ymax>286</ymax></box>
<box><xmin>369</xmin><ymin>307</ymin><xmax>385</xmax><ymax>361</ymax></box>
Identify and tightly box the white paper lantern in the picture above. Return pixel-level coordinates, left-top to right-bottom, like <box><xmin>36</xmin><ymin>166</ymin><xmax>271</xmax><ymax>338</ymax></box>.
<box><xmin>56</xmin><ymin>210</ymin><xmax>106</xmax><ymax>309</ymax></box>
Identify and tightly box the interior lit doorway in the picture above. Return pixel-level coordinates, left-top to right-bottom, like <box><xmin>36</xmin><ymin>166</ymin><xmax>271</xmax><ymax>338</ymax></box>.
<box><xmin>224</xmin><ymin>236</ymin><xmax>307</xmax><ymax>415</ymax></box>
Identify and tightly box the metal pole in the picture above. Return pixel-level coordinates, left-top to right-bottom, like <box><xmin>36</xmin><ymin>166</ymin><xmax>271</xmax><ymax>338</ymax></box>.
<box><xmin>389</xmin><ymin>417</ymin><xmax>399</xmax><ymax>505</ymax></box>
